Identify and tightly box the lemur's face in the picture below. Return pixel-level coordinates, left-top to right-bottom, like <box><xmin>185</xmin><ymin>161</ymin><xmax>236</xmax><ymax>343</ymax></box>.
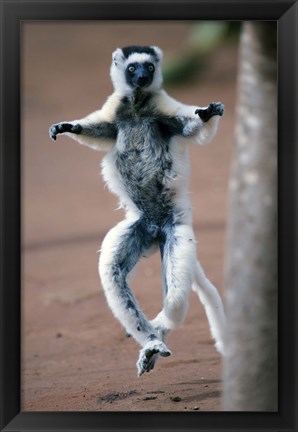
<box><xmin>110</xmin><ymin>45</ymin><xmax>163</xmax><ymax>94</ymax></box>
<box><xmin>125</xmin><ymin>61</ymin><xmax>155</xmax><ymax>89</ymax></box>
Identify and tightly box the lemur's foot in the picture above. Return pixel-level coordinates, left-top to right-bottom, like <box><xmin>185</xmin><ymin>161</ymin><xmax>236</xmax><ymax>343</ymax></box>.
<box><xmin>49</xmin><ymin>122</ymin><xmax>82</xmax><ymax>141</ymax></box>
<box><xmin>195</xmin><ymin>102</ymin><xmax>224</xmax><ymax>122</ymax></box>
<box><xmin>137</xmin><ymin>339</ymin><xmax>171</xmax><ymax>376</ymax></box>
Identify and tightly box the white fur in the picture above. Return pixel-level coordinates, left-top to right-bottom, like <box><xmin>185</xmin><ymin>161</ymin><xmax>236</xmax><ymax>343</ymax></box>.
<box><xmin>192</xmin><ymin>261</ymin><xmax>226</xmax><ymax>355</ymax></box>
<box><xmin>101</xmin><ymin>146</ymin><xmax>141</xmax><ymax>217</ymax></box>
<box><xmin>52</xmin><ymin>46</ymin><xmax>226</xmax><ymax>372</ymax></box>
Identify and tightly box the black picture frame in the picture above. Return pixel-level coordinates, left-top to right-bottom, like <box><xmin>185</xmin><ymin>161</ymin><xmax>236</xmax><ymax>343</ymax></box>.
<box><xmin>0</xmin><ymin>1</ymin><xmax>297</xmax><ymax>431</ymax></box>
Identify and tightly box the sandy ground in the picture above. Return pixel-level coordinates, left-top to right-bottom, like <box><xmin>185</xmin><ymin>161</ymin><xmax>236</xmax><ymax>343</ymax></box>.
<box><xmin>21</xmin><ymin>22</ymin><xmax>238</xmax><ymax>411</ymax></box>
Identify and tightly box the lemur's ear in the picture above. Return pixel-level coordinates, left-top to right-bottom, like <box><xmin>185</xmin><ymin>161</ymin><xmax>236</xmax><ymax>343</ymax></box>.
<box><xmin>112</xmin><ymin>48</ymin><xmax>124</xmax><ymax>67</ymax></box>
<box><xmin>151</xmin><ymin>46</ymin><xmax>163</xmax><ymax>62</ymax></box>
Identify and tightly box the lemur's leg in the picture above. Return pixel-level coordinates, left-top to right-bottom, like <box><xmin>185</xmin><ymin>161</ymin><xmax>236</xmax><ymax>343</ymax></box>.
<box><xmin>192</xmin><ymin>260</ymin><xmax>226</xmax><ymax>355</ymax></box>
<box><xmin>99</xmin><ymin>217</ymin><xmax>171</xmax><ymax>376</ymax></box>
<box><xmin>150</xmin><ymin>223</ymin><xmax>197</xmax><ymax>345</ymax></box>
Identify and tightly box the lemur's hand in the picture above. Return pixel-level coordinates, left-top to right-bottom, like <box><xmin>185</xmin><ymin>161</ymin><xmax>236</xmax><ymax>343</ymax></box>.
<box><xmin>49</xmin><ymin>122</ymin><xmax>82</xmax><ymax>141</ymax></box>
<box><xmin>195</xmin><ymin>102</ymin><xmax>224</xmax><ymax>123</ymax></box>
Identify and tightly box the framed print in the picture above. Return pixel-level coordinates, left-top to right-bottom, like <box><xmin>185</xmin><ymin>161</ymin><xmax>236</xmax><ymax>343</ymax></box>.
<box><xmin>0</xmin><ymin>1</ymin><xmax>297</xmax><ymax>431</ymax></box>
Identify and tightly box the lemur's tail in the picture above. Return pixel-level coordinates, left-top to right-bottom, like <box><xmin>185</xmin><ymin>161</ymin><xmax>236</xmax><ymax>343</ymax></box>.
<box><xmin>192</xmin><ymin>260</ymin><xmax>226</xmax><ymax>356</ymax></box>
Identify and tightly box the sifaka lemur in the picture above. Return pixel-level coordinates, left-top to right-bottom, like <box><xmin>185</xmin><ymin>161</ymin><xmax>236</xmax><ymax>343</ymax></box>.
<box><xmin>50</xmin><ymin>45</ymin><xmax>226</xmax><ymax>376</ymax></box>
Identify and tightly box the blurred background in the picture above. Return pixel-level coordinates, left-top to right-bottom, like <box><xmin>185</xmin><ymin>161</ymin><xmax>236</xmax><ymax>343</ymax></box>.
<box><xmin>21</xmin><ymin>21</ymin><xmax>239</xmax><ymax>411</ymax></box>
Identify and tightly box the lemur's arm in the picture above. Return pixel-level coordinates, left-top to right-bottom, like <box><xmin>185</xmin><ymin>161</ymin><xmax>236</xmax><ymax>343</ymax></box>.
<box><xmin>155</xmin><ymin>90</ymin><xmax>224</xmax><ymax>145</ymax></box>
<box><xmin>49</xmin><ymin>92</ymin><xmax>121</xmax><ymax>151</ymax></box>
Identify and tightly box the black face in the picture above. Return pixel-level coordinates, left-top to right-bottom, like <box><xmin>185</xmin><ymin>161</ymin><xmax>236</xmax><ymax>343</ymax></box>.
<box><xmin>125</xmin><ymin>61</ymin><xmax>155</xmax><ymax>89</ymax></box>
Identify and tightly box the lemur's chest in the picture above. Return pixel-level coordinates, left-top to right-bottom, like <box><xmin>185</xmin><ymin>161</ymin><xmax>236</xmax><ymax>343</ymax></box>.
<box><xmin>115</xmin><ymin>91</ymin><xmax>169</xmax><ymax>144</ymax></box>
<box><xmin>114</xmin><ymin>92</ymin><xmax>173</xmax><ymax>184</ymax></box>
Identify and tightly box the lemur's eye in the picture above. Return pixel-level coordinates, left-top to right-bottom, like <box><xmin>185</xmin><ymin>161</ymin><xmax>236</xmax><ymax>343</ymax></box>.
<box><xmin>128</xmin><ymin>66</ymin><xmax>135</xmax><ymax>73</ymax></box>
<box><xmin>148</xmin><ymin>64</ymin><xmax>155</xmax><ymax>72</ymax></box>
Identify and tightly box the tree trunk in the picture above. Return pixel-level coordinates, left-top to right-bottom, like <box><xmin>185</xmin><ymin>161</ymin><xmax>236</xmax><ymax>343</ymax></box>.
<box><xmin>223</xmin><ymin>22</ymin><xmax>277</xmax><ymax>411</ymax></box>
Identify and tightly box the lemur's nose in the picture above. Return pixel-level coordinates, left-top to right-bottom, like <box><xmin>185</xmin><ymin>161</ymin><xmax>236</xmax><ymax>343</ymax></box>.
<box><xmin>137</xmin><ymin>76</ymin><xmax>149</xmax><ymax>87</ymax></box>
